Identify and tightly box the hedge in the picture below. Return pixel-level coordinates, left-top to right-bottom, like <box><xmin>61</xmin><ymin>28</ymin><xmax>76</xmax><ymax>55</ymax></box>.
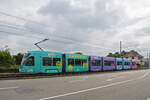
<box><xmin>0</xmin><ymin>66</ymin><xmax>19</xmax><ymax>73</ymax></box>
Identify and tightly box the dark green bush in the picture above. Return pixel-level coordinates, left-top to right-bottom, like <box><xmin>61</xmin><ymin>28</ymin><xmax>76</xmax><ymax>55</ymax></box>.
<box><xmin>0</xmin><ymin>65</ymin><xmax>19</xmax><ymax>73</ymax></box>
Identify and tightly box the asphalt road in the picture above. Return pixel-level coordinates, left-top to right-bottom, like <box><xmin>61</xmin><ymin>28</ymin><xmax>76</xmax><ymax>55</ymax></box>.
<box><xmin>0</xmin><ymin>69</ymin><xmax>150</xmax><ymax>100</ymax></box>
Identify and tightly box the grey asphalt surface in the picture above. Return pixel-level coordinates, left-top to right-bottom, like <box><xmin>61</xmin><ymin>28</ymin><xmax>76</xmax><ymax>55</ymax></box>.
<box><xmin>0</xmin><ymin>70</ymin><xmax>150</xmax><ymax>100</ymax></box>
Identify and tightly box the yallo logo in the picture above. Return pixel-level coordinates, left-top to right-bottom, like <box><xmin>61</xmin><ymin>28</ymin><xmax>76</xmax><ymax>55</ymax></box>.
<box><xmin>68</xmin><ymin>65</ymin><xmax>73</xmax><ymax>71</ymax></box>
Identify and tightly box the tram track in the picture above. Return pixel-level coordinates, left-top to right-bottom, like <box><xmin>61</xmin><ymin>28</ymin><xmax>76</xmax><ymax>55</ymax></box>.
<box><xmin>0</xmin><ymin>67</ymin><xmax>149</xmax><ymax>80</ymax></box>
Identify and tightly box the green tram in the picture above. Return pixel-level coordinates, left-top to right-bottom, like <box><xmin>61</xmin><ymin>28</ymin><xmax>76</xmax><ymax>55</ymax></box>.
<box><xmin>20</xmin><ymin>51</ymin><xmax>89</xmax><ymax>73</ymax></box>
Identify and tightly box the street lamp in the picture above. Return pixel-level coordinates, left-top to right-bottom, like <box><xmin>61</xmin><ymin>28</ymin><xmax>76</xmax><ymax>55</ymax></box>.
<box><xmin>34</xmin><ymin>38</ymin><xmax>49</xmax><ymax>51</ymax></box>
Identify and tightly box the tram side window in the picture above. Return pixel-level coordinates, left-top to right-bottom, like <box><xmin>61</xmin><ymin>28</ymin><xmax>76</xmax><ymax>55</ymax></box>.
<box><xmin>75</xmin><ymin>59</ymin><xmax>82</xmax><ymax>66</ymax></box>
<box><xmin>25</xmin><ymin>56</ymin><xmax>34</xmax><ymax>66</ymax></box>
<box><xmin>96</xmin><ymin>60</ymin><xmax>101</xmax><ymax>66</ymax></box>
<box><xmin>82</xmin><ymin>59</ymin><xmax>87</xmax><ymax>66</ymax></box>
<box><xmin>104</xmin><ymin>61</ymin><xmax>110</xmax><ymax>66</ymax></box>
<box><xmin>132</xmin><ymin>62</ymin><xmax>136</xmax><ymax>65</ymax></box>
<box><xmin>92</xmin><ymin>60</ymin><xmax>97</xmax><ymax>66</ymax></box>
<box><xmin>53</xmin><ymin>58</ymin><xmax>61</xmax><ymax>66</ymax></box>
<box><xmin>43</xmin><ymin>57</ymin><xmax>51</xmax><ymax>66</ymax></box>
<box><xmin>128</xmin><ymin>62</ymin><xmax>130</xmax><ymax>65</ymax></box>
<box><xmin>104</xmin><ymin>61</ymin><xmax>114</xmax><ymax>66</ymax></box>
<box><xmin>92</xmin><ymin>60</ymin><xmax>101</xmax><ymax>66</ymax></box>
<box><xmin>117</xmin><ymin>62</ymin><xmax>122</xmax><ymax>65</ymax></box>
<box><xmin>124</xmin><ymin>62</ymin><xmax>126</xmax><ymax>65</ymax></box>
<box><xmin>68</xmin><ymin>59</ymin><xmax>74</xmax><ymax>66</ymax></box>
<box><xmin>125</xmin><ymin>62</ymin><xmax>130</xmax><ymax>65</ymax></box>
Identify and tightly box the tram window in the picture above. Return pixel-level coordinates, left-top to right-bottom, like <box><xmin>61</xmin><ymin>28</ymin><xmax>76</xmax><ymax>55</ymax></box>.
<box><xmin>117</xmin><ymin>62</ymin><xmax>122</xmax><ymax>65</ymax></box>
<box><xmin>83</xmin><ymin>59</ymin><xmax>87</xmax><ymax>63</ymax></box>
<box><xmin>43</xmin><ymin>57</ymin><xmax>51</xmax><ymax>66</ymax></box>
<box><xmin>21</xmin><ymin>53</ymin><xmax>30</xmax><ymax>66</ymax></box>
<box><xmin>104</xmin><ymin>61</ymin><xmax>110</xmax><ymax>66</ymax></box>
<box><xmin>53</xmin><ymin>58</ymin><xmax>61</xmax><ymax>66</ymax></box>
<box><xmin>82</xmin><ymin>59</ymin><xmax>87</xmax><ymax>66</ymax></box>
<box><xmin>125</xmin><ymin>62</ymin><xmax>130</xmax><ymax>65</ymax></box>
<box><xmin>96</xmin><ymin>60</ymin><xmax>101</xmax><ymax>66</ymax></box>
<box><xmin>92</xmin><ymin>60</ymin><xmax>101</xmax><ymax>66</ymax></box>
<box><xmin>68</xmin><ymin>59</ymin><xmax>74</xmax><ymax>66</ymax></box>
<box><xmin>104</xmin><ymin>61</ymin><xmax>114</xmax><ymax>66</ymax></box>
<box><xmin>75</xmin><ymin>59</ymin><xmax>81</xmax><ymax>66</ymax></box>
<box><xmin>92</xmin><ymin>60</ymin><xmax>97</xmax><ymax>66</ymax></box>
<box><xmin>112</xmin><ymin>61</ymin><xmax>115</xmax><ymax>64</ymax></box>
<box><xmin>25</xmin><ymin>56</ymin><xmax>34</xmax><ymax>66</ymax></box>
<box><xmin>132</xmin><ymin>62</ymin><xmax>136</xmax><ymax>65</ymax></box>
<box><xmin>128</xmin><ymin>62</ymin><xmax>130</xmax><ymax>65</ymax></box>
<box><xmin>124</xmin><ymin>62</ymin><xmax>126</xmax><ymax>65</ymax></box>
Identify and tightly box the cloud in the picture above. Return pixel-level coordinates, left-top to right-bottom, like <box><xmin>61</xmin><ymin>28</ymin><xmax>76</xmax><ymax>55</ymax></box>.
<box><xmin>0</xmin><ymin>0</ymin><xmax>150</xmax><ymax>57</ymax></box>
<box><xmin>38</xmin><ymin>0</ymin><xmax>125</xmax><ymax>30</ymax></box>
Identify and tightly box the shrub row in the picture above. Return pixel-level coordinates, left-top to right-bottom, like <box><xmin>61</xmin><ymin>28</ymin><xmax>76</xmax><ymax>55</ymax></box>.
<box><xmin>0</xmin><ymin>66</ymin><xmax>19</xmax><ymax>73</ymax></box>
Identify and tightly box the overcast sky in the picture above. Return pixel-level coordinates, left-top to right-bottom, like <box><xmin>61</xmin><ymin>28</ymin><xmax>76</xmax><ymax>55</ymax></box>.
<box><xmin>0</xmin><ymin>0</ymin><xmax>150</xmax><ymax>57</ymax></box>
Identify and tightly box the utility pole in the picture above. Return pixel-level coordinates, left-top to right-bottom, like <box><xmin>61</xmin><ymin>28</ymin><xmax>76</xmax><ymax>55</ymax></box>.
<box><xmin>147</xmin><ymin>52</ymin><xmax>149</xmax><ymax>67</ymax></box>
<box><xmin>120</xmin><ymin>41</ymin><xmax>122</xmax><ymax>57</ymax></box>
<box><xmin>149</xmin><ymin>52</ymin><xmax>150</xmax><ymax>67</ymax></box>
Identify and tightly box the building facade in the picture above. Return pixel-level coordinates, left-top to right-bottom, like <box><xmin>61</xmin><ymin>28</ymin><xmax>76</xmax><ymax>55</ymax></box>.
<box><xmin>123</xmin><ymin>50</ymin><xmax>144</xmax><ymax>65</ymax></box>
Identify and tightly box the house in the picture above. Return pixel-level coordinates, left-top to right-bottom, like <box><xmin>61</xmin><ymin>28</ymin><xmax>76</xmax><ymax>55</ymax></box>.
<box><xmin>123</xmin><ymin>50</ymin><xmax>144</xmax><ymax>65</ymax></box>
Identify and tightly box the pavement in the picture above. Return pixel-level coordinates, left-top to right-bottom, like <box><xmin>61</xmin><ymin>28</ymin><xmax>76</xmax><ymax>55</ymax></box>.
<box><xmin>0</xmin><ymin>69</ymin><xmax>150</xmax><ymax>100</ymax></box>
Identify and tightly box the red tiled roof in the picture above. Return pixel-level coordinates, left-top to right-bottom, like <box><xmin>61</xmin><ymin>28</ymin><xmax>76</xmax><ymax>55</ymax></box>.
<box><xmin>123</xmin><ymin>50</ymin><xmax>143</xmax><ymax>58</ymax></box>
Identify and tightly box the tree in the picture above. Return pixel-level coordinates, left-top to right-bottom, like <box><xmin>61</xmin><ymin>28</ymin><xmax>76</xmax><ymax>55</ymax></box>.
<box><xmin>0</xmin><ymin>47</ymin><xmax>15</xmax><ymax>67</ymax></box>
<box><xmin>74</xmin><ymin>52</ymin><xmax>83</xmax><ymax>55</ymax></box>
<box><xmin>13</xmin><ymin>53</ymin><xmax>24</xmax><ymax>65</ymax></box>
<box><xmin>107</xmin><ymin>53</ymin><xmax>113</xmax><ymax>57</ymax></box>
<box><xmin>107</xmin><ymin>52</ymin><xmax>120</xmax><ymax>58</ymax></box>
<box><xmin>121</xmin><ymin>50</ymin><xmax>128</xmax><ymax>56</ymax></box>
<box><xmin>107</xmin><ymin>51</ymin><xmax>128</xmax><ymax>58</ymax></box>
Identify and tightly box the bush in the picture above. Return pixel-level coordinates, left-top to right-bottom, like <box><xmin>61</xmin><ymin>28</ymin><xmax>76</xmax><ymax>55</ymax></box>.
<box><xmin>0</xmin><ymin>46</ymin><xmax>22</xmax><ymax>73</ymax></box>
<box><xmin>0</xmin><ymin>48</ymin><xmax>15</xmax><ymax>68</ymax></box>
<box><xmin>0</xmin><ymin>65</ymin><xmax>19</xmax><ymax>73</ymax></box>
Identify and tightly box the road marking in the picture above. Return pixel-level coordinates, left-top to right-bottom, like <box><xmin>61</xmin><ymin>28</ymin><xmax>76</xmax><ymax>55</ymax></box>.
<box><xmin>69</xmin><ymin>75</ymin><xmax>124</xmax><ymax>83</ymax></box>
<box><xmin>105</xmin><ymin>76</ymin><xmax>124</xmax><ymax>82</ymax></box>
<box><xmin>69</xmin><ymin>74</ymin><xmax>124</xmax><ymax>83</ymax></box>
<box><xmin>0</xmin><ymin>87</ymin><xmax>18</xmax><ymax>90</ymax></box>
<box><xmin>105</xmin><ymin>79</ymin><xmax>113</xmax><ymax>81</ymax></box>
<box><xmin>69</xmin><ymin>79</ymin><xmax>85</xmax><ymax>83</ymax></box>
<box><xmin>139</xmin><ymin>71</ymin><xmax>150</xmax><ymax>79</ymax></box>
<box><xmin>39</xmin><ymin>71</ymin><xmax>150</xmax><ymax>100</ymax></box>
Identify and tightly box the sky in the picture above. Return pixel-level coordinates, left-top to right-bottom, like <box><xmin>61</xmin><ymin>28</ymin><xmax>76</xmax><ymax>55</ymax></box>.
<box><xmin>0</xmin><ymin>0</ymin><xmax>150</xmax><ymax>57</ymax></box>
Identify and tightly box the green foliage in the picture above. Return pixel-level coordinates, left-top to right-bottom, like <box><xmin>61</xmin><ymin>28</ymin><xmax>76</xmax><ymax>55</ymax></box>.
<box><xmin>0</xmin><ymin>47</ymin><xmax>15</xmax><ymax>67</ymax></box>
<box><xmin>107</xmin><ymin>50</ymin><xmax>128</xmax><ymax>58</ymax></box>
<box><xmin>121</xmin><ymin>50</ymin><xmax>128</xmax><ymax>56</ymax></box>
<box><xmin>75</xmin><ymin>52</ymin><xmax>83</xmax><ymax>55</ymax></box>
<box><xmin>0</xmin><ymin>46</ymin><xmax>24</xmax><ymax>73</ymax></box>
<box><xmin>107</xmin><ymin>52</ymin><xmax>120</xmax><ymax>58</ymax></box>
<box><xmin>0</xmin><ymin>65</ymin><xmax>19</xmax><ymax>73</ymax></box>
<box><xmin>13</xmin><ymin>53</ymin><xmax>24</xmax><ymax>65</ymax></box>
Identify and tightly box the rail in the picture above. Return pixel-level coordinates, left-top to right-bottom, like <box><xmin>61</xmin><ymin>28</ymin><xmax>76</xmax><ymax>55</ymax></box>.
<box><xmin>0</xmin><ymin>67</ymin><xmax>149</xmax><ymax>80</ymax></box>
